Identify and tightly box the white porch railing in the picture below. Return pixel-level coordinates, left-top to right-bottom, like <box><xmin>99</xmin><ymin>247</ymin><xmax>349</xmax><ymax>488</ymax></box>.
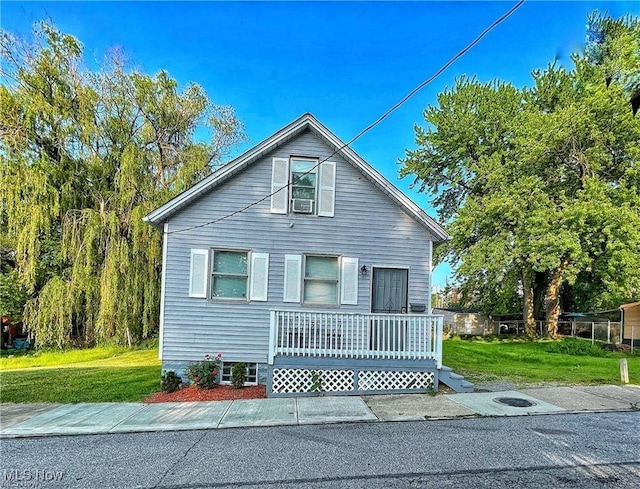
<box><xmin>268</xmin><ymin>309</ymin><xmax>443</xmax><ymax>368</ymax></box>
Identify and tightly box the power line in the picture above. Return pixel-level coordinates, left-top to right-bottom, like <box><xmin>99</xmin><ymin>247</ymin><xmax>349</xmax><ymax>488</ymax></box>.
<box><xmin>166</xmin><ymin>0</ymin><xmax>525</xmax><ymax>235</ymax></box>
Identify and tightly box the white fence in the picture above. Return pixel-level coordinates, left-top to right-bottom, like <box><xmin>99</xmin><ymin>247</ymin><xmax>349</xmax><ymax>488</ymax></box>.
<box><xmin>268</xmin><ymin>310</ymin><xmax>443</xmax><ymax>367</ymax></box>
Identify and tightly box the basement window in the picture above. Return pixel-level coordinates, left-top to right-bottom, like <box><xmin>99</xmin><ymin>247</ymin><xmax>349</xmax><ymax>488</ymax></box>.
<box><xmin>221</xmin><ymin>362</ymin><xmax>258</xmax><ymax>385</ymax></box>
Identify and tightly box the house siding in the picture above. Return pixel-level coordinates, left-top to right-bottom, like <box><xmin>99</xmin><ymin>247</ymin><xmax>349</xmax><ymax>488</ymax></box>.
<box><xmin>161</xmin><ymin>130</ymin><xmax>435</xmax><ymax>369</ymax></box>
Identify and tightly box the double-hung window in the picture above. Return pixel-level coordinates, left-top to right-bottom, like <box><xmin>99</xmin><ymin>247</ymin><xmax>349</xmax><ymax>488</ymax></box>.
<box><xmin>303</xmin><ymin>255</ymin><xmax>339</xmax><ymax>305</ymax></box>
<box><xmin>211</xmin><ymin>250</ymin><xmax>248</xmax><ymax>299</ymax></box>
<box><xmin>290</xmin><ymin>158</ymin><xmax>317</xmax><ymax>214</ymax></box>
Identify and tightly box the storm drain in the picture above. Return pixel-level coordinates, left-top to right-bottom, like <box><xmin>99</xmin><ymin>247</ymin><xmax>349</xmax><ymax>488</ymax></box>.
<box><xmin>493</xmin><ymin>397</ymin><xmax>536</xmax><ymax>408</ymax></box>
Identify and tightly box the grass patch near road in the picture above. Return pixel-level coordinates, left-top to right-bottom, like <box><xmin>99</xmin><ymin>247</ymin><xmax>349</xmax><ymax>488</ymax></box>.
<box><xmin>443</xmin><ymin>337</ymin><xmax>639</xmax><ymax>386</ymax></box>
<box><xmin>0</xmin><ymin>342</ymin><xmax>158</xmax><ymax>370</ymax></box>
<box><xmin>0</xmin><ymin>344</ymin><xmax>161</xmax><ymax>403</ymax></box>
<box><xmin>0</xmin><ymin>366</ymin><xmax>160</xmax><ymax>403</ymax></box>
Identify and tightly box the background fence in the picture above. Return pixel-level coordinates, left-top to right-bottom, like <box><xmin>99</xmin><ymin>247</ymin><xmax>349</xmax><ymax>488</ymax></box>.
<box><xmin>487</xmin><ymin>320</ymin><xmax>621</xmax><ymax>344</ymax></box>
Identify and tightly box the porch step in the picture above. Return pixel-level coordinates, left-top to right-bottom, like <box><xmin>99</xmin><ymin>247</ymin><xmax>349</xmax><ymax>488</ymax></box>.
<box><xmin>439</xmin><ymin>365</ymin><xmax>474</xmax><ymax>393</ymax></box>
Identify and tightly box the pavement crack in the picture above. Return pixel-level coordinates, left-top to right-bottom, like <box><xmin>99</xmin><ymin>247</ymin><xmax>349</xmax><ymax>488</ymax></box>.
<box><xmin>151</xmin><ymin>431</ymin><xmax>208</xmax><ymax>489</ymax></box>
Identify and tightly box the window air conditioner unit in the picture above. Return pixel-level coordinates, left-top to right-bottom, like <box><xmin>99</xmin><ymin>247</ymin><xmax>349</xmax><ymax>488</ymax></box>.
<box><xmin>292</xmin><ymin>198</ymin><xmax>314</xmax><ymax>214</ymax></box>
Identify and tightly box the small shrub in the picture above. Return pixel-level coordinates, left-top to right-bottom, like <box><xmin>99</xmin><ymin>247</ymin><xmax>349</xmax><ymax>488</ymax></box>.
<box><xmin>310</xmin><ymin>369</ymin><xmax>323</xmax><ymax>392</ymax></box>
<box><xmin>186</xmin><ymin>353</ymin><xmax>222</xmax><ymax>388</ymax></box>
<box><xmin>231</xmin><ymin>362</ymin><xmax>247</xmax><ymax>389</ymax></box>
<box><xmin>161</xmin><ymin>370</ymin><xmax>181</xmax><ymax>393</ymax></box>
<box><xmin>546</xmin><ymin>337</ymin><xmax>608</xmax><ymax>357</ymax></box>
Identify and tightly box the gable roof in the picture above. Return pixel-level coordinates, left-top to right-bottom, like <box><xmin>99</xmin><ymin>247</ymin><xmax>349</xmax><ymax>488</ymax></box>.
<box><xmin>143</xmin><ymin>113</ymin><xmax>449</xmax><ymax>242</ymax></box>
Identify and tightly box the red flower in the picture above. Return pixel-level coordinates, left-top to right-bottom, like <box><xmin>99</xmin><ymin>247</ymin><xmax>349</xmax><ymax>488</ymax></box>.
<box><xmin>194</xmin><ymin>376</ymin><xmax>201</xmax><ymax>382</ymax></box>
<box><xmin>212</xmin><ymin>370</ymin><xmax>218</xmax><ymax>376</ymax></box>
<box><xmin>217</xmin><ymin>353</ymin><xmax>222</xmax><ymax>357</ymax></box>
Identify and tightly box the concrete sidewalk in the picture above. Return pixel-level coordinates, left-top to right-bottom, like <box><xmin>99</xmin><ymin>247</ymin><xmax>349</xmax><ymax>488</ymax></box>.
<box><xmin>1</xmin><ymin>385</ymin><xmax>638</xmax><ymax>439</ymax></box>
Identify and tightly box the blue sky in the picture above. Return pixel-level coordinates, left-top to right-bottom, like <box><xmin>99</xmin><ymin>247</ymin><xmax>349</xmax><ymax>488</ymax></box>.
<box><xmin>2</xmin><ymin>1</ymin><xmax>638</xmax><ymax>288</ymax></box>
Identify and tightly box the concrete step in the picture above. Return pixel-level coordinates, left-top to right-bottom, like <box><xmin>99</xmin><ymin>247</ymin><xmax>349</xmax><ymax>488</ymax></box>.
<box><xmin>439</xmin><ymin>365</ymin><xmax>474</xmax><ymax>393</ymax></box>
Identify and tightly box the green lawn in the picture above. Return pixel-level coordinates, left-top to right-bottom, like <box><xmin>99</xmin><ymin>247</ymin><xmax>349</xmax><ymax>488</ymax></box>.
<box><xmin>1</xmin><ymin>338</ymin><xmax>637</xmax><ymax>403</ymax></box>
<box><xmin>443</xmin><ymin>337</ymin><xmax>640</xmax><ymax>386</ymax></box>
<box><xmin>0</xmin><ymin>345</ymin><xmax>161</xmax><ymax>403</ymax></box>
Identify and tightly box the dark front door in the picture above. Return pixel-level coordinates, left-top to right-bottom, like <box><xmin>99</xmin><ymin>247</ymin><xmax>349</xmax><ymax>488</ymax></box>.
<box><xmin>371</xmin><ymin>268</ymin><xmax>408</xmax><ymax>351</ymax></box>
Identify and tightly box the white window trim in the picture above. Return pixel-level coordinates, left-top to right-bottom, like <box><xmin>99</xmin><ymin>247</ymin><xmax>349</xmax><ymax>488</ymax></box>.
<box><xmin>210</xmin><ymin>249</ymin><xmax>250</xmax><ymax>301</ymax></box>
<box><xmin>290</xmin><ymin>157</ymin><xmax>319</xmax><ymax>215</ymax></box>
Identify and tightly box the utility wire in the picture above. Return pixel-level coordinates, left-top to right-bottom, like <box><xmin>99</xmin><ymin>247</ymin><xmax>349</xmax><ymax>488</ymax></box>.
<box><xmin>166</xmin><ymin>0</ymin><xmax>525</xmax><ymax>235</ymax></box>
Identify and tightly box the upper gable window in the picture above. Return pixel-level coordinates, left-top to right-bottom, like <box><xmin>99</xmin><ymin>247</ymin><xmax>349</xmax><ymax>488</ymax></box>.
<box><xmin>270</xmin><ymin>157</ymin><xmax>336</xmax><ymax>217</ymax></box>
<box><xmin>291</xmin><ymin>158</ymin><xmax>317</xmax><ymax>214</ymax></box>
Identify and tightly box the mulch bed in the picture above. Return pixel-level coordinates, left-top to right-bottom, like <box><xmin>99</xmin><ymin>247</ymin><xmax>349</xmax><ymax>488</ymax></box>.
<box><xmin>144</xmin><ymin>385</ymin><xmax>267</xmax><ymax>403</ymax></box>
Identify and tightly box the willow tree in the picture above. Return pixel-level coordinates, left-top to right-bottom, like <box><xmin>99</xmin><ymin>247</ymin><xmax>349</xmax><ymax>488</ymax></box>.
<box><xmin>401</xmin><ymin>13</ymin><xmax>640</xmax><ymax>337</ymax></box>
<box><xmin>0</xmin><ymin>22</ymin><xmax>245</xmax><ymax>347</ymax></box>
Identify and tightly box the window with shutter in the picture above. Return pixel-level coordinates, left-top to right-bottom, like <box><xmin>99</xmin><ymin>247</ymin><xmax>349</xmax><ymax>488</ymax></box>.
<box><xmin>283</xmin><ymin>254</ymin><xmax>358</xmax><ymax>305</ymax></box>
<box><xmin>271</xmin><ymin>157</ymin><xmax>336</xmax><ymax>216</ymax></box>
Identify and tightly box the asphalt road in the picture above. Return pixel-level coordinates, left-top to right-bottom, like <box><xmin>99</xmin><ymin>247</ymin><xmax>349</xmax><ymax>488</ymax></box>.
<box><xmin>2</xmin><ymin>412</ymin><xmax>639</xmax><ymax>489</ymax></box>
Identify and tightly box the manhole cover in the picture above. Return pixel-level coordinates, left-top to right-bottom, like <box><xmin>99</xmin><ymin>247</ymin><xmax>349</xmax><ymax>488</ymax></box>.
<box><xmin>493</xmin><ymin>397</ymin><xmax>536</xmax><ymax>408</ymax></box>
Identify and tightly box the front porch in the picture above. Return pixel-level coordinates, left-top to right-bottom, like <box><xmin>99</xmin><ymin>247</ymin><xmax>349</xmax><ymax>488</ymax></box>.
<box><xmin>267</xmin><ymin>309</ymin><xmax>472</xmax><ymax>396</ymax></box>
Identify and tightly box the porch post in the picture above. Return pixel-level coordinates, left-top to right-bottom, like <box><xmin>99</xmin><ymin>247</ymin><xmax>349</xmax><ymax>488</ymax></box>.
<box><xmin>268</xmin><ymin>310</ymin><xmax>276</xmax><ymax>365</ymax></box>
<box><xmin>436</xmin><ymin>315</ymin><xmax>443</xmax><ymax>369</ymax></box>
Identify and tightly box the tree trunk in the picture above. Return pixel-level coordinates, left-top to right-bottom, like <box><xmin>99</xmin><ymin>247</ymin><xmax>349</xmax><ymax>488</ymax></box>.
<box><xmin>533</xmin><ymin>272</ymin><xmax>547</xmax><ymax>321</ymax></box>
<box><xmin>522</xmin><ymin>269</ymin><xmax>536</xmax><ymax>338</ymax></box>
<box><xmin>545</xmin><ymin>259</ymin><xmax>570</xmax><ymax>338</ymax></box>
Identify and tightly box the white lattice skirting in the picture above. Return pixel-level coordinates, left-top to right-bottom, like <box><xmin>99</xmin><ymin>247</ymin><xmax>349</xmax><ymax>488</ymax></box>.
<box><xmin>272</xmin><ymin>368</ymin><xmax>354</xmax><ymax>394</ymax></box>
<box><xmin>358</xmin><ymin>370</ymin><xmax>434</xmax><ymax>391</ymax></box>
<box><xmin>271</xmin><ymin>368</ymin><xmax>435</xmax><ymax>394</ymax></box>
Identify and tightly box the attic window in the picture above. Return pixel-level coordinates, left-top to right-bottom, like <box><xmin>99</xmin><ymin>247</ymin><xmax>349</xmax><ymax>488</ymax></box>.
<box><xmin>290</xmin><ymin>158</ymin><xmax>317</xmax><ymax>214</ymax></box>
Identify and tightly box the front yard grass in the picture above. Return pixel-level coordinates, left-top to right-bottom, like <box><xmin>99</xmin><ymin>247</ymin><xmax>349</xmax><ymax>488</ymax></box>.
<box><xmin>1</xmin><ymin>338</ymin><xmax>637</xmax><ymax>403</ymax></box>
<box><xmin>0</xmin><ymin>345</ymin><xmax>160</xmax><ymax>403</ymax></box>
<box><xmin>443</xmin><ymin>336</ymin><xmax>640</xmax><ymax>386</ymax></box>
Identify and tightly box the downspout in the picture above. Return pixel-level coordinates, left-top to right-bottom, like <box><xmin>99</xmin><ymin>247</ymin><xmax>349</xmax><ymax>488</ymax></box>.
<box><xmin>427</xmin><ymin>240</ymin><xmax>433</xmax><ymax>314</ymax></box>
<box><xmin>620</xmin><ymin>307</ymin><xmax>624</xmax><ymax>345</ymax></box>
<box><xmin>158</xmin><ymin>221</ymin><xmax>169</xmax><ymax>361</ymax></box>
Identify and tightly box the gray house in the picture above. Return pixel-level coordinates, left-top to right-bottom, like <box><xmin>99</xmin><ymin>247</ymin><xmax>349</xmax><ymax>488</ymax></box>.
<box><xmin>144</xmin><ymin>114</ymin><xmax>471</xmax><ymax>395</ymax></box>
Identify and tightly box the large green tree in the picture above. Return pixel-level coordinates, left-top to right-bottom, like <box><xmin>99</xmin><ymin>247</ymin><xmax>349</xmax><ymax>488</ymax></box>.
<box><xmin>401</xmin><ymin>13</ymin><xmax>640</xmax><ymax>337</ymax></box>
<box><xmin>0</xmin><ymin>22</ymin><xmax>245</xmax><ymax>347</ymax></box>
